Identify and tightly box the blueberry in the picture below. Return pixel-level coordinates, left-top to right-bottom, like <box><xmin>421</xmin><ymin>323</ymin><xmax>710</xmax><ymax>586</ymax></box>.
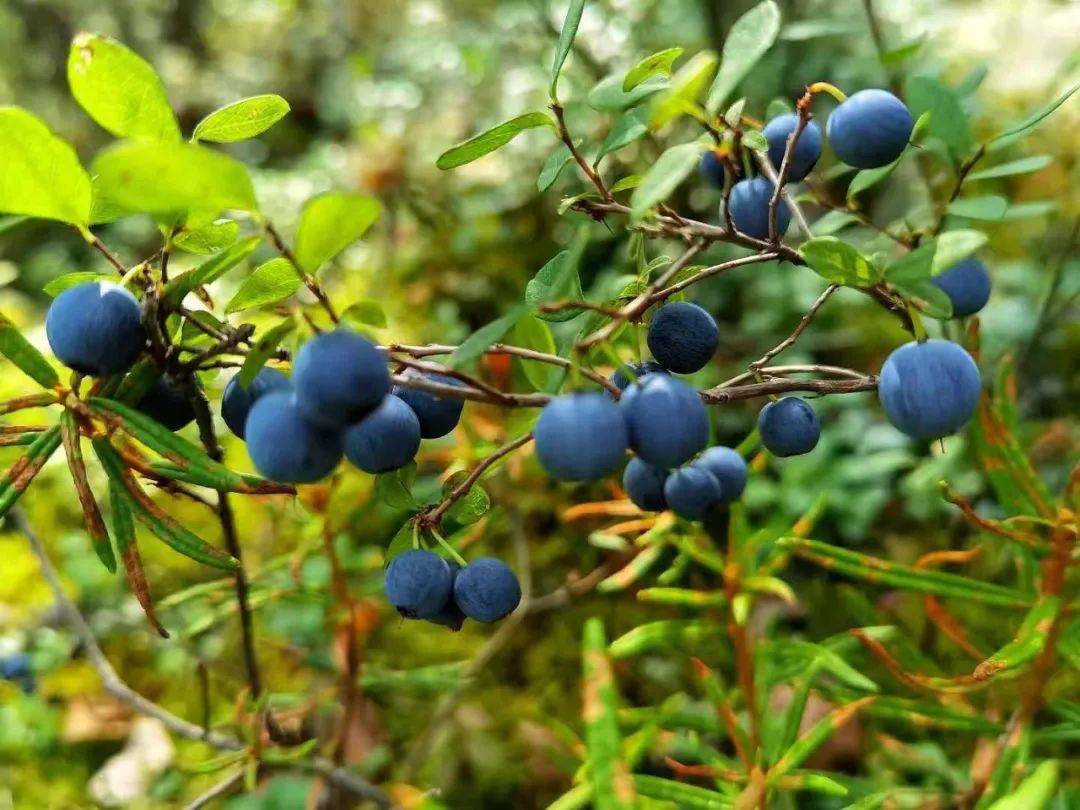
<box><xmin>696</xmin><ymin>446</ymin><xmax>747</xmax><ymax>503</ymax></box>
<box><xmin>878</xmin><ymin>339</ymin><xmax>981</xmax><ymax>440</ymax></box>
<box><xmin>293</xmin><ymin>329</ymin><xmax>390</xmax><ymax>427</ymax></box>
<box><xmin>453</xmin><ymin>557</ymin><xmax>522</xmax><ymax>623</ymax></box>
<box><xmin>344</xmin><ymin>395</ymin><xmax>421</xmax><ymax>474</ymax></box>
<box><xmin>425</xmin><ymin>563</ymin><xmax>466</xmax><ymax>630</ymax></box>
<box><xmin>0</xmin><ymin>653</ymin><xmax>31</xmax><ymax>680</ymax></box>
<box><xmin>623</xmin><ymin>457</ymin><xmax>668</xmax><ymax>511</ymax></box>
<box><xmin>394</xmin><ymin>368</ymin><xmax>465</xmax><ymax>439</ymax></box>
<box><xmin>46</xmin><ymin>281</ymin><xmax>145</xmax><ymax>376</ymax></box>
<box><xmin>136</xmin><ymin>375</ymin><xmax>197</xmax><ymax>431</ymax></box>
<box><xmin>244</xmin><ymin>391</ymin><xmax>343</xmax><ymax>483</ymax></box>
<box><xmin>826</xmin><ymin>89</ymin><xmax>913</xmax><ymax>169</ymax></box>
<box><xmin>221</xmin><ymin>368</ymin><xmax>291</xmax><ymax>439</ymax></box>
<box><xmin>931</xmin><ymin>258</ymin><xmax>991</xmax><ymax>318</ymax></box>
<box><xmin>758</xmin><ymin>397</ymin><xmax>820</xmax><ymax>457</ymax></box>
<box><xmin>385</xmin><ymin>549</ymin><xmax>454</xmax><ymax>620</ymax></box>
<box><xmin>699</xmin><ymin>149</ymin><xmax>727</xmax><ymax>189</ymax></box>
<box><xmin>647</xmin><ymin>302</ymin><xmax>719</xmax><ymax>374</ymax></box>
<box><xmin>729</xmin><ymin>177</ymin><xmax>790</xmax><ymax>240</ymax></box>
<box><xmin>534</xmin><ymin>393</ymin><xmax>628</xmax><ymax>481</ymax></box>
<box><xmin>663</xmin><ymin>465</ymin><xmax>722</xmax><ymax>520</ymax></box>
<box><xmin>609</xmin><ymin>361</ymin><xmax>669</xmax><ymax>393</ymax></box>
<box><xmin>763</xmin><ymin>114</ymin><xmax>822</xmax><ymax>180</ymax></box>
<box><xmin>620</xmin><ymin>374</ymin><xmax>709</xmax><ymax>469</ymax></box>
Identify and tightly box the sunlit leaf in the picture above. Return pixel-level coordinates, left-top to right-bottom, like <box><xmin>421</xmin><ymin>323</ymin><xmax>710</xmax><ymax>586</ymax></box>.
<box><xmin>225</xmin><ymin>258</ymin><xmax>302</xmax><ymax>313</ymax></box>
<box><xmin>623</xmin><ymin>47</ymin><xmax>683</xmax><ymax>91</ymax></box>
<box><xmin>192</xmin><ymin>94</ymin><xmax>290</xmax><ymax>143</ymax></box>
<box><xmin>436</xmin><ymin>113</ymin><xmax>555</xmax><ymax>170</ymax></box>
<box><xmin>706</xmin><ymin>1</ymin><xmax>782</xmax><ymax>112</ymax></box>
<box><xmin>294</xmin><ymin>192</ymin><xmax>381</xmax><ymax>273</ymax></box>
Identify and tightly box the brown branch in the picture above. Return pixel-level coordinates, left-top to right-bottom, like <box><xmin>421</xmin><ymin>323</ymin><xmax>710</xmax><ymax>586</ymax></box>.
<box><xmin>645</xmin><ymin>252</ymin><xmax>782</xmax><ymax>306</ymax></box>
<box><xmin>701</xmin><ymin>375</ymin><xmax>877</xmax><ymax>404</ymax></box>
<box><xmin>552</xmin><ymin>103</ymin><xmax>612</xmax><ymax>202</ymax></box>
<box><xmin>766</xmin><ymin>93</ymin><xmax>813</xmax><ymax>243</ymax></box>
<box><xmin>264</xmin><ymin>221</ymin><xmax>340</xmax><ymax>324</ymax></box>
<box><xmin>749</xmin><ymin>285</ymin><xmax>838</xmax><ymax>370</ymax></box>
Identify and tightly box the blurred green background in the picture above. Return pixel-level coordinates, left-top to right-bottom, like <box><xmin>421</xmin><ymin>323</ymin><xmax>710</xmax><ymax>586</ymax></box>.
<box><xmin>0</xmin><ymin>0</ymin><xmax>1076</xmax><ymax>807</ymax></box>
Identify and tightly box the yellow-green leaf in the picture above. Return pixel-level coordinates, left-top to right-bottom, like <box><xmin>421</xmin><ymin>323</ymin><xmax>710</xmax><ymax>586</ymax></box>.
<box><xmin>192</xmin><ymin>94</ymin><xmax>290</xmax><ymax>143</ymax></box>
<box><xmin>294</xmin><ymin>192</ymin><xmax>381</xmax><ymax>273</ymax></box>
<box><xmin>225</xmin><ymin>258</ymin><xmax>302</xmax><ymax>313</ymax></box>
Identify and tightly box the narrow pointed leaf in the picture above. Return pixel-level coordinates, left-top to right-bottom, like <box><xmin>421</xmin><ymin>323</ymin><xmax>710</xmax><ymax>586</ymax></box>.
<box><xmin>0</xmin><ymin>425</ymin><xmax>62</xmax><ymax>519</ymax></box>
<box><xmin>973</xmin><ymin>596</ymin><xmax>1060</xmax><ymax>681</ymax></box>
<box><xmin>437</xmin><ymin>113</ymin><xmax>555</xmax><ymax>170</ymax></box>
<box><xmin>582</xmin><ymin>618</ymin><xmax>636</xmax><ymax>809</ymax></box>
<box><xmin>108</xmin><ymin>479</ymin><xmax>168</xmax><ymax>637</ymax></box>
<box><xmin>631</xmin><ymin>775</ymin><xmax>731</xmax><ymax>808</ymax></box>
<box><xmin>550</xmin><ymin>0</ymin><xmax>587</xmax><ymax>99</ymax></box>
<box><xmin>238</xmin><ymin>318</ymin><xmax>296</xmax><ymax>388</ymax></box>
<box><xmin>163</xmin><ymin>235</ymin><xmax>261</xmax><ymax>304</ymax></box>
<box><xmin>0</xmin><ymin>312</ymin><xmax>61</xmax><ymax>389</ymax></box>
<box><xmin>630</xmin><ymin>141</ymin><xmax>705</xmax><ymax>220</ymax></box>
<box><xmin>706</xmin><ymin>1</ymin><xmax>782</xmax><ymax>112</ymax></box>
<box><xmin>60</xmin><ymin>410</ymin><xmax>115</xmax><ymax>572</ymax></box>
<box><xmin>447</xmin><ymin>305</ymin><xmax>525</xmax><ymax>369</ymax></box>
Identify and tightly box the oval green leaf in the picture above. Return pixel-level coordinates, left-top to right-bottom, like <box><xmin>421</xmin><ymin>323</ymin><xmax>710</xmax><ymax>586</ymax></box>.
<box><xmin>192</xmin><ymin>94</ymin><xmax>291</xmax><ymax>143</ymax></box>
<box><xmin>295</xmin><ymin>192</ymin><xmax>381</xmax><ymax>273</ymax></box>
<box><xmin>436</xmin><ymin>112</ymin><xmax>555</xmax><ymax>170</ymax></box>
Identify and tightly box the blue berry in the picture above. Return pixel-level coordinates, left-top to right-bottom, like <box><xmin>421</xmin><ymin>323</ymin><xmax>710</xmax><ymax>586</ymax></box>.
<box><xmin>878</xmin><ymin>339</ymin><xmax>981</xmax><ymax>440</ymax></box>
<box><xmin>699</xmin><ymin>149</ymin><xmax>727</xmax><ymax>188</ymax></box>
<box><xmin>221</xmin><ymin>368</ymin><xmax>291</xmax><ymax>439</ymax></box>
<box><xmin>931</xmin><ymin>258</ymin><xmax>991</xmax><ymax>318</ymax></box>
<box><xmin>293</xmin><ymin>329</ymin><xmax>389</xmax><ymax>427</ymax></box>
<box><xmin>763</xmin><ymin>114</ymin><xmax>822</xmax><ymax>181</ymax></box>
<box><xmin>136</xmin><ymin>375</ymin><xmax>197</xmax><ymax>431</ymax></box>
<box><xmin>46</xmin><ymin>281</ymin><xmax>144</xmax><ymax>376</ymax></box>
<box><xmin>534</xmin><ymin>393</ymin><xmax>628</xmax><ymax>481</ymax></box>
<box><xmin>664</xmin><ymin>466</ymin><xmax>722</xmax><ymax>520</ymax></box>
<box><xmin>385</xmin><ymin>549</ymin><xmax>454</xmax><ymax>620</ymax></box>
<box><xmin>623</xmin><ymin>457</ymin><xmax>668</xmax><ymax>511</ymax></box>
<box><xmin>425</xmin><ymin>562</ymin><xmax>466</xmax><ymax>630</ymax></box>
<box><xmin>647</xmin><ymin>302</ymin><xmax>719</xmax><ymax>374</ymax></box>
<box><xmin>609</xmin><ymin>361</ymin><xmax>669</xmax><ymax>393</ymax></box>
<box><xmin>729</xmin><ymin>177</ymin><xmax>790</xmax><ymax>240</ymax></box>
<box><xmin>394</xmin><ymin>368</ymin><xmax>465</xmax><ymax>439</ymax></box>
<box><xmin>344</xmin><ymin>395</ymin><xmax>421</xmax><ymax>474</ymax></box>
<box><xmin>758</xmin><ymin>397</ymin><xmax>820</xmax><ymax>457</ymax></box>
<box><xmin>826</xmin><ymin>89</ymin><xmax>913</xmax><ymax>169</ymax></box>
<box><xmin>453</xmin><ymin>558</ymin><xmax>521</xmax><ymax>623</ymax></box>
<box><xmin>620</xmin><ymin>374</ymin><xmax>709</xmax><ymax>469</ymax></box>
<box><xmin>696</xmin><ymin>446</ymin><xmax>747</xmax><ymax>503</ymax></box>
<box><xmin>245</xmin><ymin>391</ymin><xmax>343</xmax><ymax>483</ymax></box>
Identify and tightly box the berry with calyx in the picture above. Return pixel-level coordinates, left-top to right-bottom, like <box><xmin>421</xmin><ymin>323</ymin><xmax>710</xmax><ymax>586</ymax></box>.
<box><xmin>623</xmin><ymin>457</ymin><xmax>668</xmax><ymax>511</ymax></box>
<box><xmin>647</xmin><ymin>302</ymin><xmax>719</xmax><ymax>374</ymax></box>
<box><xmin>826</xmin><ymin>89</ymin><xmax>913</xmax><ymax>169</ymax></box>
<box><xmin>609</xmin><ymin>361</ymin><xmax>669</xmax><ymax>392</ymax></box>
<box><xmin>534</xmin><ymin>393</ymin><xmax>628</xmax><ymax>481</ymax></box>
<box><xmin>763</xmin><ymin>114</ymin><xmax>822</xmax><ymax>180</ymax></box>
<box><xmin>878</xmin><ymin>339</ymin><xmax>981</xmax><ymax>440</ymax></box>
<box><xmin>620</xmin><ymin>374</ymin><xmax>709</xmax><ymax>469</ymax></box>
<box><xmin>385</xmin><ymin>549</ymin><xmax>454</xmax><ymax>620</ymax></box>
<box><xmin>664</xmin><ymin>465</ymin><xmax>722</xmax><ymax>520</ymax></box>
<box><xmin>221</xmin><ymin>367</ymin><xmax>291</xmax><ymax>439</ymax></box>
<box><xmin>344</xmin><ymin>394</ymin><xmax>421</xmax><ymax>474</ymax></box>
<box><xmin>136</xmin><ymin>375</ymin><xmax>197</xmax><ymax>432</ymax></box>
<box><xmin>453</xmin><ymin>558</ymin><xmax>521</xmax><ymax>623</ymax></box>
<box><xmin>931</xmin><ymin>258</ymin><xmax>991</xmax><ymax>318</ymax></box>
<box><xmin>293</xmin><ymin>329</ymin><xmax>389</xmax><ymax>428</ymax></box>
<box><xmin>758</xmin><ymin>397</ymin><xmax>820</xmax><ymax>457</ymax></box>
<box><xmin>244</xmin><ymin>391</ymin><xmax>343</xmax><ymax>483</ymax></box>
<box><xmin>394</xmin><ymin>368</ymin><xmax>465</xmax><ymax>439</ymax></box>
<box><xmin>729</xmin><ymin>177</ymin><xmax>790</xmax><ymax>240</ymax></box>
<box><xmin>46</xmin><ymin>281</ymin><xmax>145</xmax><ymax>376</ymax></box>
<box><xmin>696</xmin><ymin>446</ymin><xmax>747</xmax><ymax>503</ymax></box>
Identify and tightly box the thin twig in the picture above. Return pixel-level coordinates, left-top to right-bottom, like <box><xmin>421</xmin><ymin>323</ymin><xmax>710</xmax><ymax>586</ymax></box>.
<box><xmin>749</xmin><ymin>285</ymin><xmax>838</xmax><ymax>370</ymax></box>
<box><xmin>264</xmin><ymin>221</ymin><xmax>340</xmax><ymax>324</ymax></box>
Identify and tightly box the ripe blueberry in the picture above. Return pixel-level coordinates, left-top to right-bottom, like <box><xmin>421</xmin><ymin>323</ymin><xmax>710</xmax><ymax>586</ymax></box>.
<box><xmin>931</xmin><ymin>258</ymin><xmax>991</xmax><ymax>318</ymax></box>
<box><xmin>221</xmin><ymin>367</ymin><xmax>291</xmax><ymax>439</ymax></box>
<box><xmin>622</xmin><ymin>457</ymin><xmax>668</xmax><ymax>511</ymax></box>
<box><xmin>758</xmin><ymin>397</ymin><xmax>820</xmax><ymax>457</ymax></box>
<box><xmin>763</xmin><ymin>114</ymin><xmax>822</xmax><ymax>180</ymax></box>
<box><xmin>878</xmin><ymin>339</ymin><xmax>981</xmax><ymax>440</ymax></box>
<box><xmin>826</xmin><ymin>89</ymin><xmax>913</xmax><ymax>169</ymax></box>
<box><xmin>647</xmin><ymin>302</ymin><xmax>719</xmax><ymax>374</ymax></box>
<box><xmin>696</xmin><ymin>446</ymin><xmax>747</xmax><ymax>503</ymax></box>
<box><xmin>534</xmin><ymin>393</ymin><xmax>628</xmax><ymax>481</ymax></box>
<box><xmin>699</xmin><ymin>149</ymin><xmax>726</xmax><ymax>189</ymax></box>
<box><xmin>384</xmin><ymin>549</ymin><xmax>454</xmax><ymax>620</ymax></box>
<box><xmin>620</xmin><ymin>374</ymin><xmax>709</xmax><ymax>469</ymax></box>
<box><xmin>609</xmin><ymin>361</ymin><xmax>669</xmax><ymax>393</ymax></box>
<box><xmin>46</xmin><ymin>281</ymin><xmax>145</xmax><ymax>376</ymax></box>
<box><xmin>344</xmin><ymin>394</ymin><xmax>421</xmax><ymax>474</ymax></box>
<box><xmin>394</xmin><ymin>368</ymin><xmax>465</xmax><ymax>439</ymax></box>
<box><xmin>453</xmin><ymin>557</ymin><xmax>521</xmax><ymax>623</ymax></box>
<box><xmin>293</xmin><ymin>329</ymin><xmax>390</xmax><ymax>427</ymax></box>
<box><xmin>664</xmin><ymin>465</ymin><xmax>722</xmax><ymax>520</ymax></box>
<box><xmin>729</xmin><ymin>177</ymin><xmax>790</xmax><ymax>240</ymax></box>
<box><xmin>244</xmin><ymin>391</ymin><xmax>343</xmax><ymax>483</ymax></box>
<box><xmin>136</xmin><ymin>375</ymin><xmax>197</xmax><ymax>431</ymax></box>
<box><xmin>425</xmin><ymin>562</ymin><xmax>466</xmax><ymax>630</ymax></box>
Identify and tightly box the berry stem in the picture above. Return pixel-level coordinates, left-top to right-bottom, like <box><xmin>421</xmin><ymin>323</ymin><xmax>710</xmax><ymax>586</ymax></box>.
<box><xmin>428</xmin><ymin>527</ymin><xmax>467</xmax><ymax>567</ymax></box>
<box><xmin>806</xmin><ymin>81</ymin><xmax>847</xmax><ymax>103</ymax></box>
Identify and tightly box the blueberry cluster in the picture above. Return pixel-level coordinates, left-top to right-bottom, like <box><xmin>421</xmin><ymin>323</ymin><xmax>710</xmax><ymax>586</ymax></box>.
<box><xmin>384</xmin><ymin>550</ymin><xmax>521</xmax><ymax>630</ymax></box>
<box><xmin>223</xmin><ymin>329</ymin><xmax>463</xmax><ymax>484</ymax></box>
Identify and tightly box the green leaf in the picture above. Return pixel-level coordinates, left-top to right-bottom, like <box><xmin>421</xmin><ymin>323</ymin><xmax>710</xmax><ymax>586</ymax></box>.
<box><xmin>441</xmin><ymin>471</ymin><xmax>491</xmax><ymax>526</ymax></box>
<box><xmin>164</xmin><ymin>235</ymin><xmax>261</xmax><ymax>304</ymax></box>
<box><xmin>511</xmin><ymin>314</ymin><xmax>563</xmax><ymax>393</ymax></box>
<box><xmin>191</xmin><ymin>94</ymin><xmax>290</xmax><ymax>143</ymax></box>
<box><xmin>966</xmin><ymin>155</ymin><xmax>1052</xmax><ymax>181</ymax></box>
<box><xmin>92</xmin><ymin>140</ymin><xmax>258</xmax><ymax>216</ymax></box>
<box><xmin>630</xmin><ymin>775</ymin><xmax>728</xmax><ymax>809</ymax></box>
<box><xmin>886</xmin><ymin>230</ymin><xmax>987</xmax><ymax>283</ymax></box>
<box><xmin>623</xmin><ymin>48</ymin><xmax>682</xmax><ymax>91</ymax></box>
<box><xmin>436</xmin><ymin>113</ymin><xmax>554</xmax><ymax>170</ymax></box>
<box><xmin>609</xmin><ymin>175</ymin><xmax>641</xmax><ymax>193</ymax></box>
<box><xmin>384</xmin><ymin>520</ymin><xmax>418</xmax><ymax>566</ymax></box>
<box><xmin>811</xmin><ymin>210</ymin><xmax>859</xmax><ymax>236</ymax></box>
<box><xmin>43</xmin><ymin>272</ymin><xmax>112</xmax><ymax>297</ymax></box>
<box><xmin>798</xmin><ymin>237</ymin><xmax>881</xmax><ymax>287</ymax></box>
<box><xmin>650</xmin><ymin>51</ymin><xmax>717</xmax><ymax>128</ymax></box>
<box><xmin>989</xmin><ymin>82</ymin><xmax>1079</xmax><ymax>147</ymax></box>
<box><xmin>172</xmin><ymin>220</ymin><xmax>239</xmax><ymax>254</ymax></box>
<box><xmin>905</xmin><ymin>75</ymin><xmax>970</xmax><ymax>158</ymax></box>
<box><xmin>706</xmin><ymin>1</ymin><xmax>782</xmax><ymax>113</ymax></box>
<box><xmin>582</xmin><ymin>619</ymin><xmax>636</xmax><ymax>810</ymax></box>
<box><xmin>341</xmin><ymin>298</ymin><xmax>387</xmax><ymax>329</ymax></box>
<box><xmin>525</xmin><ymin>250</ymin><xmax>585</xmax><ymax>322</ymax></box>
<box><xmin>847</xmin><ymin>158</ymin><xmax>901</xmax><ymax>201</ymax></box>
<box><xmin>225</xmin><ymin>258</ymin><xmax>302</xmax><ymax>313</ymax></box>
<box><xmin>538</xmin><ymin>145</ymin><xmax>573</xmax><ymax>193</ymax></box>
<box><xmin>374</xmin><ymin>462</ymin><xmax>419</xmax><ymax>509</ymax></box>
<box><xmin>550</xmin><ymin>0</ymin><xmax>587</xmax><ymax>99</ymax></box>
<box><xmin>0</xmin><ymin>107</ymin><xmax>93</xmax><ymax>225</ymax></box>
<box><xmin>629</xmin><ymin>140</ymin><xmax>705</xmax><ymax>220</ymax></box>
<box><xmin>891</xmin><ymin>278</ymin><xmax>953</xmax><ymax>320</ymax></box>
<box><xmin>947</xmin><ymin>195</ymin><xmax>1008</xmax><ymax>220</ymax></box>
<box><xmin>1000</xmin><ymin>201</ymin><xmax>1056</xmax><ymax>221</ymax></box>
<box><xmin>609</xmin><ymin>620</ymin><xmax>727</xmax><ymax>658</ymax></box>
<box><xmin>987</xmin><ymin>760</ymin><xmax>1059</xmax><ymax>810</ymax></box>
<box><xmin>742</xmin><ymin>128</ymin><xmax>768</xmax><ymax>151</ymax></box>
<box><xmin>587</xmin><ymin>74</ymin><xmax>669</xmax><ymax>112</ymax></box>
<box><xmin>973</xmin><ymin>596</ymin><xmax>1060</xmax><ymax>681</ymax></box>
<box><xmin>595</xmin><ymin>109</ymin><xmax>649</xmax><ymax>163</ymax></box>
<box><xmin>294</xmin><ymin>192</ymin><xmax>381</xmax><ymax>273</ymax></box>
<box><xmin>0</xmin><ymin>311</ymin><xmax>61</xmax><ymax>389</ymax></box>
<box><xmin>0</xmin><ymin>426</ymin><xmax>62</xmax><ymax>520</ymax></box>
<box><xmin>238</xmin><ymin>319</ymin><xmax>296</xmax><ymax>388</ymax></box>
<box><xmin>67</xmin><ymin>33</ymin><xmax>179</xmax><ymax>141</ymax></box>
<box><xmin>447</xmin><ymin>305</ymin><xmax>524</xmax><ymax>369</ymax></box>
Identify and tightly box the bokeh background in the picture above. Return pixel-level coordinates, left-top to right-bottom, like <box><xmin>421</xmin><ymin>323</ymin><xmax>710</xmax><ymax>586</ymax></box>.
<box><xmin>0</xmin><ymin>0</ymin><xmax>1076</xmax><ymax>807</ymax></box>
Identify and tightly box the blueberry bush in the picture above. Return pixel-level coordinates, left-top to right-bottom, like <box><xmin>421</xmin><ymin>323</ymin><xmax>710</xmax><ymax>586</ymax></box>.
<box><xmin>0</xmin><ymin>1</ymin><xmax>1076</xmax><ymax>807</ymax></box>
